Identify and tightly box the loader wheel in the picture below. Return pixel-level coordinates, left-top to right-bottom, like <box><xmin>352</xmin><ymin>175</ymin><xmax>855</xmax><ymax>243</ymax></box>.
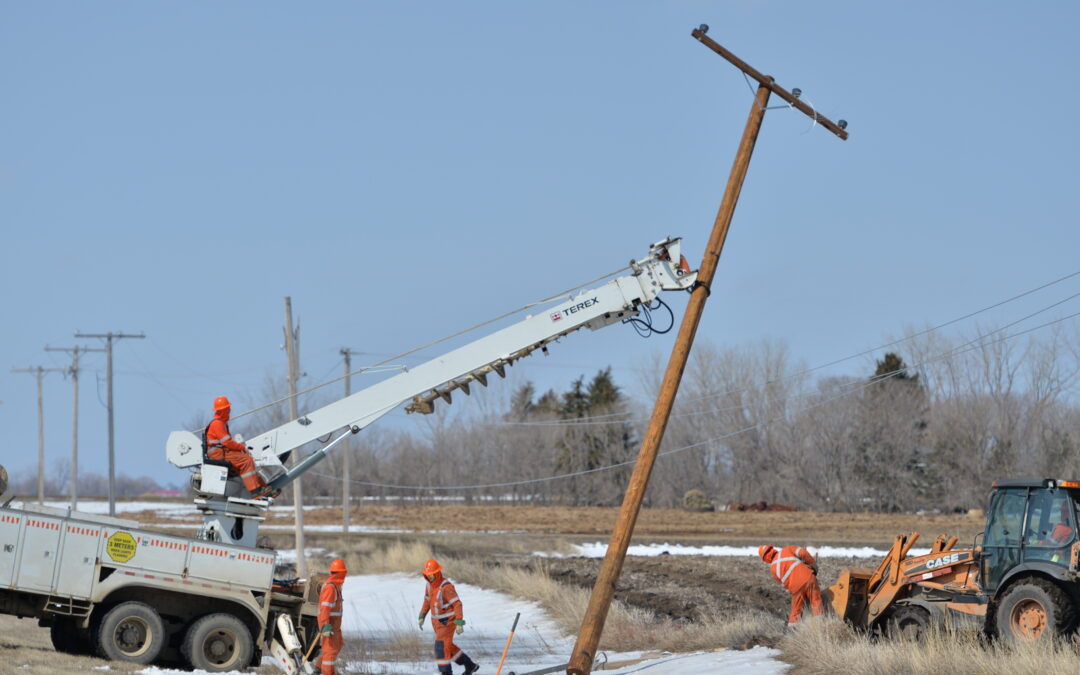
<box><xmin>182</xmin><ymin>613</ymin><xmax>254</xmax><ymax>672</ymax></box>
<box><xmin>49</xmin><ymin>617</ymin><xmax>92</xmax><ymax>655</ymax></box>
<box><xmin>96</xmin><ymin>601</ymin><xmax>165</xmax><ymax>664</ymax></box>
<box><xmin>995</xmin><ymin>578</ymin><xmax>1076</xmax><ymax>642</ymax></box>
<box><xmin>887</xmin><ymin>605</ymin><xmax>931</xmax><ymax>641</ymax></box>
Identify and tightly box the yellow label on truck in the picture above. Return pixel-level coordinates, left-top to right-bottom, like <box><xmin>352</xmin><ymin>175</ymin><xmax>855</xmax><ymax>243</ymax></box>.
<box><xmin>106</xmin><ymin>531</ymin><xmax>137</xmax><ymax>562</ymax></box>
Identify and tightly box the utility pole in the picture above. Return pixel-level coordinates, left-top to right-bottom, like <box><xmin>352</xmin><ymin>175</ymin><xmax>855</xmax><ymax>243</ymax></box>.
<box><xmin>45</xmin><ymin>345</ymin><xmax>104</xmax><ymax>510</ymax></box>
<box><xmin>339</xmin><ymin>348</ymin><xmax>359</xmax><ymax>533</ymax></box>
<box><xmin>74</xmin><ymin>331</ymin><xmax>145</xmax><ymax>517</ymax></box>
<box><xmin>11</xmin><ymin>365</ymin><xmax>67</xmax><ymax>503</ymax></box>
<box><xmin>284</xmin><ymin>298</ymin><xmax>307</xmax><ymax>578</ymax></box>
<box><xmin>566</xmin><ymin>26</ymin><xmax>848</xmax><ymax>675</ymax></box>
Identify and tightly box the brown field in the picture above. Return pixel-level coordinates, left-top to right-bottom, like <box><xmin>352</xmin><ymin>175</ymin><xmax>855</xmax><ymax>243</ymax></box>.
<box><xmin>124</xmin><ymin>502</ymin><xmax>985</xmax><ymax>547</ymax></box>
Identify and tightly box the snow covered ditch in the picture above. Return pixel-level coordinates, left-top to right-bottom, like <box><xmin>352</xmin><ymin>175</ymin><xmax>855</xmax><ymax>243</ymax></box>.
<box><xmin>544</xmin><ymin>542</ymin><xmax>930</xmax><ymax>559</ymax></box>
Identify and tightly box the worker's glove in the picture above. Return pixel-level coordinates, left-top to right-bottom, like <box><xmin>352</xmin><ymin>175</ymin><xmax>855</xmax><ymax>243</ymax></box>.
<box><xmin>418</xmin><ymin>614</ymin><xmax>426</xmax><ymax>630</ymax></box>
<box><xmin>320</xmin><ymin>625</ymin><xmax>333</xmax><ymax>637</ymax></box>
<box><xmin>454</xmin><ymin>619</ymin><xmax>465</xmax><ymax>635</ymax></box>
<box><xmin>811</xmin><ymin>564</ymin><xmax>819</xmax><ymax>576</ymax></box>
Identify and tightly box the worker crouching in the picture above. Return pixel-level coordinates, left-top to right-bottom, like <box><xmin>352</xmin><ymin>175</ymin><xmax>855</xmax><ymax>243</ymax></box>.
<box><xmin>418</xmin><ymin>558</ymin><xmax>479</xmax><ymax>675</ymax></box>
<box><xmin>759</xmin><ymin>544</ymin><xmax>824</xmax><ymax>628</ymax></box>
<box><xmin>318</xmin><ymin>558</ymin><xmax>348</xmax><ymax>675</ymax></box>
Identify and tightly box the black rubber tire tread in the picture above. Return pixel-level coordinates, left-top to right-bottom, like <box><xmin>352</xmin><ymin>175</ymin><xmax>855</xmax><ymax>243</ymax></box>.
<box><xmin>181</xmin><ymin>612</ymin><xmax>254</xmax><ymax>672</ymax></box>
<box><xmin>49</xmin><ymin>618</ymin><xmax>92</xmax><ymax>655</ymax></box>
<box><xmin>887</xmin><ymin>604</ymin><xmax>932</xmax><ymax>641</ymax></box>
<box><xmin>96</xmin><ymin>601</ymin><xmax>166</xmax><ymax>664</ymax></box>
<box><xmin>995</xmin><ymin>577</ymin><xmax>1076</xmax><ymax>642</ymax></box>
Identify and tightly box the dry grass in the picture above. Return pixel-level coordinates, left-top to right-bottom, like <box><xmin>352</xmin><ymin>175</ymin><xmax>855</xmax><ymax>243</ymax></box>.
<box><xmin>779</xmin><ymin>615</ymin><xmax>1080</xmax><ymax>675</ymax></box>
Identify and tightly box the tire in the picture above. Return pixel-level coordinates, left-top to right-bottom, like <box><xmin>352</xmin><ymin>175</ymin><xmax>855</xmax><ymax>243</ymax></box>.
<box><xmin>95</xmin><ymin>601</ymin><xmax>166</xmax><ymax>664</ymax></box>
<box><xmin>887</xmin><ymin>605</ymin><xmax>931</xmax><ymax>641</ymax></box>
<box><xmin>995</xmin><ymin>578</ymin><xmax>1076</xmax><ymax>643</ymax></box>
<box><xmin>49</xmin><ymin>618</ymin><xmax>92</xmax><ymax>655</ymax></box>
<box><xmin>182</xmin><ymin>613</ymin><xmax>254</xmax><ymax>672</ymax></box>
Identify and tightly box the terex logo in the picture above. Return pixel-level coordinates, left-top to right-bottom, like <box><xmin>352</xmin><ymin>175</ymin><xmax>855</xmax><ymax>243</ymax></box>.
<box><xmin>550</xmin><ymin>311</ymin><xmax>563</xmax><ymax>322</ymax></box>
<box><xmin>925</xmin><ymin>552</ymin><xmax>961</xmax><ymax>570</ymax></box>
<box><xmin>557</xmin><ymin>297</ymin><xmax>600</xmax><ymax>318</ymax></box>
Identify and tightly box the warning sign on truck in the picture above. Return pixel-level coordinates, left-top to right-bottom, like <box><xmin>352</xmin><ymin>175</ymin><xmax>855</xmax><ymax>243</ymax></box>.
<box><xmin>106</xmin><ymin>531</ymin><xmax>138</xmax><ymax>562</ymax></box>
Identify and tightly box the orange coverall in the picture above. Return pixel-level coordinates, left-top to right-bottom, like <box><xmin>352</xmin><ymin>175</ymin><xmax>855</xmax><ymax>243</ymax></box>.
<box><xmin>317</xmin><ymin>574</ymin><xmax>345</xmax><ymax>675</ymax></box>
<box><xmin>205</xmin><ymin>411</ymin><xmax>267</xmax><ymax>492</ymax></box>
<box><xmin>768</xmin><ymin>545</ymin><xmax>824</xmax><ymax>625</ymax></box>
<box><xmin>419</xmin><ymin>573</ymin><xmax>477</xmax><ymax>674</ymax></box>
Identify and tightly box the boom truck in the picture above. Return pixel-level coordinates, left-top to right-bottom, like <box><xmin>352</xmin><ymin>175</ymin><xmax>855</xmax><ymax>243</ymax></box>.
<box><xmin>826</xmin><ymin>478</ymin><xmax>1080</xmax><ymax>642</ymax></box>
<box><xmin>0</xmin><ymin>238</ymin><xmax>697</xmax><ymax>671</ymax></box>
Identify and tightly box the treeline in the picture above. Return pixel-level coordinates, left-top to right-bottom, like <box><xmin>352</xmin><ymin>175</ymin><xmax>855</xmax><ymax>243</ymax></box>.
<box><xmin>8</xmin><ymin>461</ymin><xmax>165</xmax><ymax>498</ymax></box>
<box><xmin>260</xmin><ymin>327</ymin><xmax>1080</xmax><ymax>513</ymax></box>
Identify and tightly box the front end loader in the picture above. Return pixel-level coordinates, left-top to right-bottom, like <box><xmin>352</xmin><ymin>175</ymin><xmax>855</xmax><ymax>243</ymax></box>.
<box><xmin>826</xmin><ymin>478</ymin><xmax>1080</xmax><ymax>642</ymax></box>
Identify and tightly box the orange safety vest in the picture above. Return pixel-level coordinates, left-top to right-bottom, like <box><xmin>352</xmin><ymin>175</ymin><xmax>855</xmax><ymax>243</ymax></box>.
<box><xmin>770</xmin><ymin>545</ymin><xmax>816</xmax><ymax>593</ymax></box>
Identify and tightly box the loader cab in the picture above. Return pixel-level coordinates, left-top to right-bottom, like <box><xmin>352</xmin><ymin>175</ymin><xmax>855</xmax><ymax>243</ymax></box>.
<box><xmin>981</xmin><ymin>479</ymin><xmax>1080</xmax><ymax>594</ymax></box>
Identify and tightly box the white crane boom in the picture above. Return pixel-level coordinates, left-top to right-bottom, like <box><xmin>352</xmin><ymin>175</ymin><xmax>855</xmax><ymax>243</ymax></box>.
<box><xmin>164</xmin><ymin>237</ymin><xmax>696</xmax><ymax>545</ymax></box>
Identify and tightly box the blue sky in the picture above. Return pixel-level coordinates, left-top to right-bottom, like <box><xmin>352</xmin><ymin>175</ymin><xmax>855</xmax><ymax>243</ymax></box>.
<box><xmin>3</xmin><ymin>1</ymin><xmax>1079</xmax><ymax>487</ymax></box>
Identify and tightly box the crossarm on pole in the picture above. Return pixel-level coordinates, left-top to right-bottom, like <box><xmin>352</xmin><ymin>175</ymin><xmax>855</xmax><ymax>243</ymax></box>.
<box><xmin>691</xmin><ymin>27</ymin><xmax>849</xmax><ymax>141</ymax></box>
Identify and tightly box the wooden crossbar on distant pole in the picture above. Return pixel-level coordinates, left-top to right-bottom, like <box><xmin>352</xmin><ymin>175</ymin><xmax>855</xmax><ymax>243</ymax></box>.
<box><xmin>566</xmin><ymin>26</ymin><xmax>848</xmax><ymax>675</ymax></box>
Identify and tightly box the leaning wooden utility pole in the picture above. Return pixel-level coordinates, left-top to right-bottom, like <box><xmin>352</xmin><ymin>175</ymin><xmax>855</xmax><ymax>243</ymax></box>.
<box><xmin>566</xmin><ymin>26</ymin><xmax>848</xmax><ymax>674</ymax></box>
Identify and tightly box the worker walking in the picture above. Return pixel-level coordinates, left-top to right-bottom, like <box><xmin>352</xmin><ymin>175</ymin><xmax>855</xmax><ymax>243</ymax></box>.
<box><xmin>317</xmin><ymin>558</ymin><xmax>348</xmax><ymax>675</ymax></box>
<box><xmin>759</xmin><ymin>544</ymin><xmax>824</xmax><ymax>627</ymax></box>
<box><xmin>418</xmin><ymin>558</ymin><xmax>479</xmax><ymax>675</ymax></box>
<box><xmin>204</xmin><ymin>395</ymin><xmax>273</xmax><ymax>497</ymax></box>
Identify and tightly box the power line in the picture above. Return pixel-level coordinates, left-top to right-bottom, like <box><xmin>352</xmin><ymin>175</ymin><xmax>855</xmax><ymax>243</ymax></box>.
<box><xmin>484</xmin><ymin>273</ymin><xmax>1080</xmax><ymax>429</ymax></box>
<box><xmin>309</xmin><ymin>306</ymin><xmax>1080</xmax><ymax>492</ymax></box>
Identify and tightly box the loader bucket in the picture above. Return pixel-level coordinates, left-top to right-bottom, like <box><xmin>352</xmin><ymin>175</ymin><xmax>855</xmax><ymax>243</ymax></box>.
<box><xmin>825</xmin><ymin>568</ymin><xmax>873</xmax><ymax>627</ymax></box>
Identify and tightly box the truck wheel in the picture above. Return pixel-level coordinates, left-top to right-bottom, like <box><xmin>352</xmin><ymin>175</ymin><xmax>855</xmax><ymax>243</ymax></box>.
<box><xmin>182</xmin><ymin>613</ymin><xmax>254</xmax><ymax>672</ymax></box>
<box><xmin>96</xmin><ymin>601</ymin><xmax>165</xmax><ymax>664</ymax></box>
<box><xmin>50</xmin><ymin>618</ymin><xmax>92</xmax><ymax>655</ymax></box>
<box><xmin>995</xmin><ymin>578</ymin><xmax>1076</xmax><ymax>642</ymax></box>
<box><xmin>887</xmin><ymin>605</ymin><xmax>931</xmax><ymax>641</ymax></box>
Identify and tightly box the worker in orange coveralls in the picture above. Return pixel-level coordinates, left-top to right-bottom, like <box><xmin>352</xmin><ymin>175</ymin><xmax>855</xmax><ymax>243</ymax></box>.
<box><xmin>418</xmin><ymin>558</ymin><xmax>479</xmax><ymax>675</ymax></box>
<box><xmin>317</xmin><ymin>558</ymin><xmax>348</xmax><ymax>675</ymax></box>
<box><xmin>204</xmin><ymin>395</ymin><xmax>273</xmax><ymax>496</ymax></box>
<box><xmin>759</xmin><ymin>544</ymin><xmax>824</xmax><ymax>627</ymax></box>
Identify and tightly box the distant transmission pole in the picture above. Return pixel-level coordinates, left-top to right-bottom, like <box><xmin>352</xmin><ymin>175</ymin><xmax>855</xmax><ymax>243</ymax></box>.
<box><xmin>11</xmin><ymin>365</ymin><xmax>67</xmax><ymax>503</ymax></box>
<box><xmin>339</xmin><ymin>348</ymin><xmax>359</xmax><ymax>533</ymax></box>
<box><xmin>74</xmin><ymin>331</ymin><xmax>145</xmax><ymax>517</ymax></box>
<box><xmin>283</xmin><ymin>298</ymin><xmax>307</xmax><ymax>577</ymax></box>
<box><xmin>45</xmin><ymin>345</ymin><xmax>104</xmax><ymax>509</ymax></box>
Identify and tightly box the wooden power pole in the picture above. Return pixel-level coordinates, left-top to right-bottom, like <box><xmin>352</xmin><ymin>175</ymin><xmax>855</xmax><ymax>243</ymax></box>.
<box><xmin>74</xmin><ymin>331</ymin><xmax>145</xmax><ymax>516</ymax></box>
<box><xmin>44</xmin><ymin>345</ymin><xmax>104</xmax><ymax>510</ymax></box>
<box><xmin>566</xmin><ymin>26</ymin><xmax>848</xmax><ymax>674</ymax></box>
<box><xmin>339</xmin><ymin>348</ymin><xmax>358</xmax><ymax>534</ymax></box>
<box><xmin>11</xmin><ymin>365</ymin><xmax>67</xmax><ymax>503</ymax></box>
<box><xmin>283</xmin><ymin>297</ymin><xmax>308</xmax><ymax>578</ymax></box>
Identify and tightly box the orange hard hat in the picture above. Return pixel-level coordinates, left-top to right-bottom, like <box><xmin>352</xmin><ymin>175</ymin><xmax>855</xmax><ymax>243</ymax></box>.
<box><xmin>422</xmin><ymin>558</ymin><xmax>441</xmax><ymax>576</ymax></box>
<box><xmin>329</xmin><ymin>558</ymin><xmax>347</xmax><ymax>574</ymax></box>
<box><xmin>758</xmin><ymin>544</ymin><xmax>776</xmax><ymax>562</ymax></box>
<box><xmin>213</xmin><ymin>396</ymin><xmax>232</xmax><ymax>412</ymax></box>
